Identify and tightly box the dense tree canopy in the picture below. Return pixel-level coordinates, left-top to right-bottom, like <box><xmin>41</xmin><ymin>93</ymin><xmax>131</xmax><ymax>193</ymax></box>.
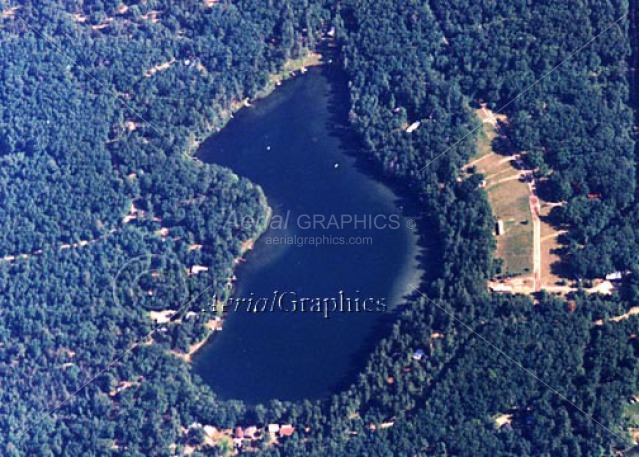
<box><xmin>1</xmin><ymin>0</ymin><xmax>639</xmax><ymax>456</ymax></box>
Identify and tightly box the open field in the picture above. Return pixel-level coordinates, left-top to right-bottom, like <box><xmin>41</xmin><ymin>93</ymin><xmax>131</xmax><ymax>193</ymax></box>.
<box><xmin>490</xmin><ymin>180</ymin><xmax>533</xmax><ymax>275</ymax></box>
<box><xmin>471</xmin><ymin>106</ymin><xmax>584</xmax><ymax>296</ymax></box>
<box><xmin>469</xmin><ymin>107</ymin><xmax>533</xmax><ymax>279</ymax></box>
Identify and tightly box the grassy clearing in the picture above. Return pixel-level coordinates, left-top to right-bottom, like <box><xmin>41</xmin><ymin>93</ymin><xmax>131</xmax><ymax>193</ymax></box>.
<box><xmin>490</xmin><ymin>181</ymin><xmax>533</xmax><ymax>275</ymax></box>
<box><xmin>474</xmin><ymin>126</ymin><xmax>496</xmax><ymax>160</ymax></box>
<box><xmin>470</xmin><ymin>107</ymin><xmax>533</xmax><ymax>278</ymax></box>
<box><xmin>269</xmin><ymin>50</ymin><xmax>323</xmax><ymax>85</ymax></box>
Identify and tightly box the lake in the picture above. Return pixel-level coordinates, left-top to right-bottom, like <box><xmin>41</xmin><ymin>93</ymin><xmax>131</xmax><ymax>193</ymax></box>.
<box><xmin>194</xmin><ymin>67</ymin><xmax>422</xmax><ymax>404</ymax></box>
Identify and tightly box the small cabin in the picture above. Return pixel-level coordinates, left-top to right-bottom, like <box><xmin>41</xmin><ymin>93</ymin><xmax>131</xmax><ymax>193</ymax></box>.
<box><xmin>244</xmin><ymin>426</ymin><xmax>258</xmax><ymax>439</ymax></box>
<box><xmin>495</xmin><ymin>220</ymin><xmax>505</xmax><ymax>236</ymax></box>
<box><xmin>202</xmin><ymin>425</ymin><xmax>217</xmax><ymax>437</ymax></box>
<box><xmin>405</xmin><ymin>121</ymin><xmax>421</xmax><ymax>133</ymax></box>
<box><xmin>490</xmin><ymin>283</ymin><xmax>513</xmax><ymax>293</ymax></box>
<box><xmin>412</xmin><ymin>349</ymin><xmax>426</xmax><ymax>361</ymax></box>
<box><xmin>190</xmin><ymin>265</ymin><xmax>209</xmax><ymax>275</ymax></box>
<box><xmin>605</xmin><ymin>271</ymin><xmax>623</xmax><ymax>281</ymax></box>
<box><xmin>279</xmin><ymin>425</ymin><xmax>295</xmax><ymax>437</ymax></box>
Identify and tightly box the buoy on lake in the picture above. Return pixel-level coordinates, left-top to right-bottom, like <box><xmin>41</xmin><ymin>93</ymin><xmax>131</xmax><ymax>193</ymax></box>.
<box><xmin>334</xmin><ymin>163</ymin><xmax>339</xmax><ymax>169</ymax></box>
<box><xmin>266</xmin><ymin>146</ymin><xmax>271</xmax><ymax>151</ymax></box>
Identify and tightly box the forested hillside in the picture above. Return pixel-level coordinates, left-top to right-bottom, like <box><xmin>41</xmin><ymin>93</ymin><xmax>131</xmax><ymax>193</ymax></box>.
<box><xmin>428</xmin><ymin>0</ymin><xmax>636</xmax><ymax>279</ymax></box>
<box><xmin>256</xmin><ymin>1</ymin><xmax>639</xmax><ymax>455</ymax></box>
<box><xmin>0</xmin><ymin>1</ymin><xmax>328</xmax><ymax>454</ymax></box>
<box><xmin>2</xmin><ymin>0</ymin><xmax>639</xmax><ymax>456</ymax></box>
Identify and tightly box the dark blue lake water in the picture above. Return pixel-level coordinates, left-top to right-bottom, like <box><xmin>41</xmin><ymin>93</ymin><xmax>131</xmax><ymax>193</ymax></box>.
<box><xmin>195</xmin><ymin>67</ymin><xmax>422</xmax><ymax>403</ymax></box>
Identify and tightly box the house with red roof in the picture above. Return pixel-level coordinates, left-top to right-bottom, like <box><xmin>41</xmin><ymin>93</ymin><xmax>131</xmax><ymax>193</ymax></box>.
<box><xmin>279</xmin><ymin>424</ymin><xmax>295</xmax><ymax>437</ymax></box>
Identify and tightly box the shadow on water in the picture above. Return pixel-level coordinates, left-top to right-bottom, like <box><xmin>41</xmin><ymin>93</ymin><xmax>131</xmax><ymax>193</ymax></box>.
<box><xmin>194</xmin><ymin>65</ymin><xmax>439</xmax><ymax>404</ymax></box>
<box><xmin>323</xmin><ymin>65</ymin><xmax>442</xmax><ymax>281</ymax></box>
<box><xmin>319</xmin><ymin>66</ymin><xmax>442</xmax><ymax>393</ymax></box>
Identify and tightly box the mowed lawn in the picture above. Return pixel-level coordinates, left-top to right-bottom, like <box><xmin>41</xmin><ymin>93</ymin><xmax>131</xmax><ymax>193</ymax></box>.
<box><xmin>489</xmin><ymin>180</ymin><xmax>533</xmax><ymax>276</ymax></box>
<box><xmin>470</xmin><ymin>109</ymin><xmax>533</xmax><ymax>277</ymax></box>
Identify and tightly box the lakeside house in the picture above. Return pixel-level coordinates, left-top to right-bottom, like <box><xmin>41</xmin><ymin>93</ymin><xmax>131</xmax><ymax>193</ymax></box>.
<box><xmin>605</xmin><ymin>271</ymin><xmax>623</xmax><ymax>281</ymax></box>
<box><xmin>244</xmin><ymin>426</ymin><xmax>258</xmax><ymax>439</ymax></box>
<box><xmin>202</xmin><ymin>425</ymin><xmax>217</xmax><ymax>437</ymax></box>
<box><xmin>268</xmin><ymin>424</ymin><xmax>280</xmax><ymax>434</ymax></box>
<box><xmin>279</xmin><ymin>424</ymin><xmax>295</xmax><ymax>437</ymax></box>
<box><xmin>405</xmin><ymin>121</ymin><xmax>421</xmax><ymax>133</ymax></box>
<box><xmin>190</xmin><ymin>265</ymin><xmax>209</xmax><ymax>275</ymax></box>
<box><xmin>412</xmin><ymin>349</ymin><xmax>426</xmax><ymax>361</ymax></box>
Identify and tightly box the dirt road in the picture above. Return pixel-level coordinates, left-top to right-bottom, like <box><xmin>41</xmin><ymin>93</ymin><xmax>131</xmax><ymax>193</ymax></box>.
<box><xmin>528</xmin><ymin>183</ymin><xmax>541</xmax><ymax>292</ymax></box>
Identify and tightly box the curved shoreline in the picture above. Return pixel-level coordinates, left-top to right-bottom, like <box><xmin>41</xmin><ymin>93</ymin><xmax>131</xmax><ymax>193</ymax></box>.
<box><xmin>172</xmin><ymin>54</ymin><xmax>323</xmax><ymax>362</ymax></box>
<box><xmin>172</xmin><ymin>202</ymin><xmax>273</xmax><ymax>363</ymax></box>
<box><xmin>186</xmin><ymin>50</ymin><xmax>324</xmax><ymax>155</ymax></box>
<box><xmin>189</xmin><ymin>67</ymin><xmax>424</xmax><ymax>402</ymax></box>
